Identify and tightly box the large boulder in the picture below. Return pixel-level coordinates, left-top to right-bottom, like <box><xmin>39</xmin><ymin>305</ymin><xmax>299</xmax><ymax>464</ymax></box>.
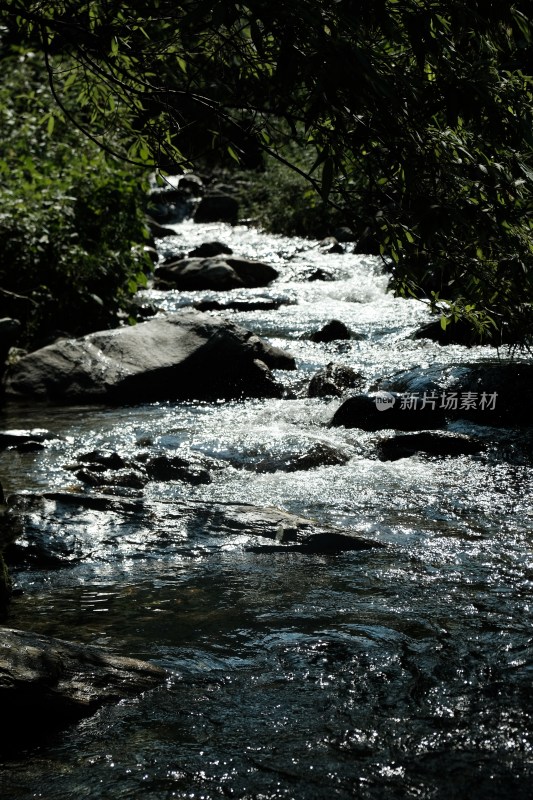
<box><xmin>155</xmin><ymin>256</ymin><xmax>278</xmax><ymax>291</ymax></box>
<box><xmin>0</xmin><ymin>627</ymin><xmax>166</xmax><ymax>749</ymax></box>
<box><xmin>2</xmin><ymin>311</ymin><xmax>296</xmax><ymax>404</ymax></box>
<box><xmin>333</xmin><ymin>361</ymin><xmax>533</xmax><ymax>430</ymax></box>
<box><xmin>381</xmin><ymin>361</ymin><xmax>533</xmax><ymax>426</ymax></box>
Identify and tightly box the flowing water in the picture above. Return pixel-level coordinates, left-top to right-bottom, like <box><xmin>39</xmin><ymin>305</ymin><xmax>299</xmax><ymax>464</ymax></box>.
<box><xmin>1</xmin><ymin>221</ymin><xmax>532</xmax><ymax>799</ymax></box>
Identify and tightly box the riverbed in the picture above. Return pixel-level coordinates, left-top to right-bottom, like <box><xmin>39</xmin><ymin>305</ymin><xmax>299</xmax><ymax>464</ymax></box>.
<box><xmin>1</xmin><ymin>220</ymin><xmax>532</xmax><ymax>799</ymax></box>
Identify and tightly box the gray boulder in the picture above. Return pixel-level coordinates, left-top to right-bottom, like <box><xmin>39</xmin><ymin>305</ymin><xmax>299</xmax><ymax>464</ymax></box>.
<box><xmin>0</xmin><ymin>627</ymin><xmax>166</xmax><ymax>749</ymax></box>
<box><xmin>155</xmin><ymin>256</ymin><xmax>278</xmax><ymax>291</ymax></box>
<box><xmin>3</xmin><ymin>311</ymin><xmax>295</xmax><ymax>404</ymax></box>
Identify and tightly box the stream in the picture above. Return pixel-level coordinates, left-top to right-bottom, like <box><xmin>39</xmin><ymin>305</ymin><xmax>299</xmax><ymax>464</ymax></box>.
<box><xmin>1</xmin><ymin>219</ymin><xmax>532</xmax><ymax>799</ymax></box>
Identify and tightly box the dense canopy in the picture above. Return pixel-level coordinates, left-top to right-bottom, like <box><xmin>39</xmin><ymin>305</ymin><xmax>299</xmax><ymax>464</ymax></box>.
<box><xmin>1</xmin><ymin>1</ymin><xmax>532</xmax><ymax>344</ymax></box>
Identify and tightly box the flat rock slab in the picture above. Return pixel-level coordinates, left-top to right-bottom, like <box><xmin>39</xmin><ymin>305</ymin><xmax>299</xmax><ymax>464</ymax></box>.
<box><xmin>5</xmin><ymin>492</ymin><xmax>383</xmax><ymax>569</ymax></box>
<box><xmin>2</xmin><ymin>311</ymin><xmax>295</xmax><ymax>403</ymax></box>
<box><xmin>0</xmin><ymin>627</ymin><xmax>166</xmax><ymax>748</ymax></box>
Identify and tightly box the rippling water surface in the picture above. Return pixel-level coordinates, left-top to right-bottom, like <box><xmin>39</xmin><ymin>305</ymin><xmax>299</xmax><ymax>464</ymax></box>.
<box><xmin>1</xmin><ymin>221</ymin><xmax>532</xmax><ymax>799</ymax></box>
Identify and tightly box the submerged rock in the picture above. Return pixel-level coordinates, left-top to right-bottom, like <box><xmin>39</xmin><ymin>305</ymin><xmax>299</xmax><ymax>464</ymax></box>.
<box><xmin>135</xmin><ymin>452</ymin><xmax>211</xmax><ymax>485</ymax></box>
<box><xmin>252</xmin><ymin>442</ymin><xmax>351</xmax><ymax>473</ymax></box>
<box><xmin>3</xmin><ymin>311</ymin><xmax>295</xmax><ymax>403</ymax></box>
<box><xmin>0</xmin><ymin>627</ymin><xmax>166</xmax><ymax>749</ymax></box>
<box><xmin>5</xmin><ymin>492</ymin><xmax>384</xmax><ymax>568</ymax></box>
<box><xmin>155</xmin><ymin>256</ymin><xmax>278</xmax><ymax>291</ymax></box>
<box><xmin>64</xmin><ymin>449</ymin><xmax>214</xmax><ymax>490</ymax></box>
<box><xmin>194</xmin><ymin>298</ymin><xmax>289</xmax><ymax>313</ymax></box>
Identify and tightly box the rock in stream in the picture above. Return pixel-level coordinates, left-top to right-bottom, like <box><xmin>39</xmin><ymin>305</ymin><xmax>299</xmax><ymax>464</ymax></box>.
<box><xmin>2</xmin><ymin>311</ymin><xmax>295</xmax><ymax>403</ymax></box>
<box><xmin>0</xmin><ymin>626</ymin><xmax>166</xmax><ymax>750</ymax></box>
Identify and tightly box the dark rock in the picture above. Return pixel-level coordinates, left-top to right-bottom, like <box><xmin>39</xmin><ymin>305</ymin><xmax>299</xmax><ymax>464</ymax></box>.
<box><xmin>252</xmin><ymin>442</ymin><xmax>351</xmax><ymax>473</ymax></box>
<box><xmin>178</xmin><ymin>174</ymin><xmax>204</xmax><ymax>195</ymax></box>
<box><xmin>135</xmin><ymin>453</ymin><xmax>211</xmax><ymax>485</ymax></box>
<box><xmin>147</xmin><ymin>187</ymin><xmax>194</xmax><ymax>224</ymax></box>
<box><xmin>194</xmin><ymin>194</ymin><xmax>239</xmax><ymax>224</ymax></box>
<box><xmin>3</xmin><ymin>311</ymin><xmax>294</xmax><ymax>403</ymax></box>
<box><xmin>194</xmin><ymin>298</ymin><xmax>287</xmax><ymax>313</ymax></box>
<box><xmin>381</xmin><ymin>361</ymin><xmax>533</xmax><ymax>427</ymax></box>
<box><xmin>76</xmin><ymin>450</ymin><xmax>126</xmax><ymax>470</ymax></box>
<box><xmin>155</xmin><ymin>256</ymin><xmax>278</xmax><ymax>291</ymax></box>
<box><xmin>308</xmin><ymin>363</ymin><xmax>363</xmax><ymax>398</ymax></box>
<box><xmin>0</xmin><ymin>627</ymin><xmax>166</xmax><ymax>749</ymax></box>
<box><xmin>376</xmin><ymin>431</ymin><xmax>484</xmax><ymax>461</ymax></box>
<box><xmin>331</xmin><ymin>393</ymin><xmax>446</xmax><ymax>431</ymax></box>
<box><xmin>146</xmin><ymin>217</ymin><xmax>177</xmax><ymax>238</ymax></box>
<box><xmin>307</xmin><ymin>268</ymin><xmax>335</xmax><ymax>282</ymax></box>
<box><xmin>188</xmin><ymin>241</ymin><xmax>233</xmax><ymax>258</ymax></box>
<box><xmin>310</xmin><ymin>320</ymin><xmax>352</xmax><ymax>343</ymax></box>
<box><xmin>413</xmin><ymin>319</ymin><xmax>514</xmax><ymax>347</ymax></box>
<box><xmin>75</xmin><ymin>467</ymin><xmax>147</xmax><ymax>490</ymax></box>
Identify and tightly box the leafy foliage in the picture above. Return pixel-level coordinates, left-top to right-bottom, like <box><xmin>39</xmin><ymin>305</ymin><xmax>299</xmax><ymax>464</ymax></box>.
<box><xmin>0</xmin><ymin>47</ymin><xmax>151</xmax><ymax>347</ymax></box>
<box><xmin>1</xmin><ymin>1</ymin><xmax>533</xmax><ymax>344</ymax></box>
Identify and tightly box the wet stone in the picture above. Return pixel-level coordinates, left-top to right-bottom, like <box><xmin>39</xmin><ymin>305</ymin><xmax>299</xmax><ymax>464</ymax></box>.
<box><xmin>5</xmin><ymin>492</ymin><xmax>384</xmax><ymax>569</ymax></box>
<box><xmin>310</xmin><ymin>320</ymin><xmax>353</xmax><ymax>342</ymax></box>
<box><xmin>0</xmin><ymin>626</ymin><xmax>166</xmax><ymax>751</ymax></box>
<box><xmin>308</xmin><ymin>363</ymin><xmax>363</xmax><ymax>398</ymax></box>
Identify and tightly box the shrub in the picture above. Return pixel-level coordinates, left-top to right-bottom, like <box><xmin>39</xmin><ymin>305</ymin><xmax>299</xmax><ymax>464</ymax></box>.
<box><xmin>0</xmin><ymin>49</ymin><xmax>151</xmax><ymax>348</ymax></box>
